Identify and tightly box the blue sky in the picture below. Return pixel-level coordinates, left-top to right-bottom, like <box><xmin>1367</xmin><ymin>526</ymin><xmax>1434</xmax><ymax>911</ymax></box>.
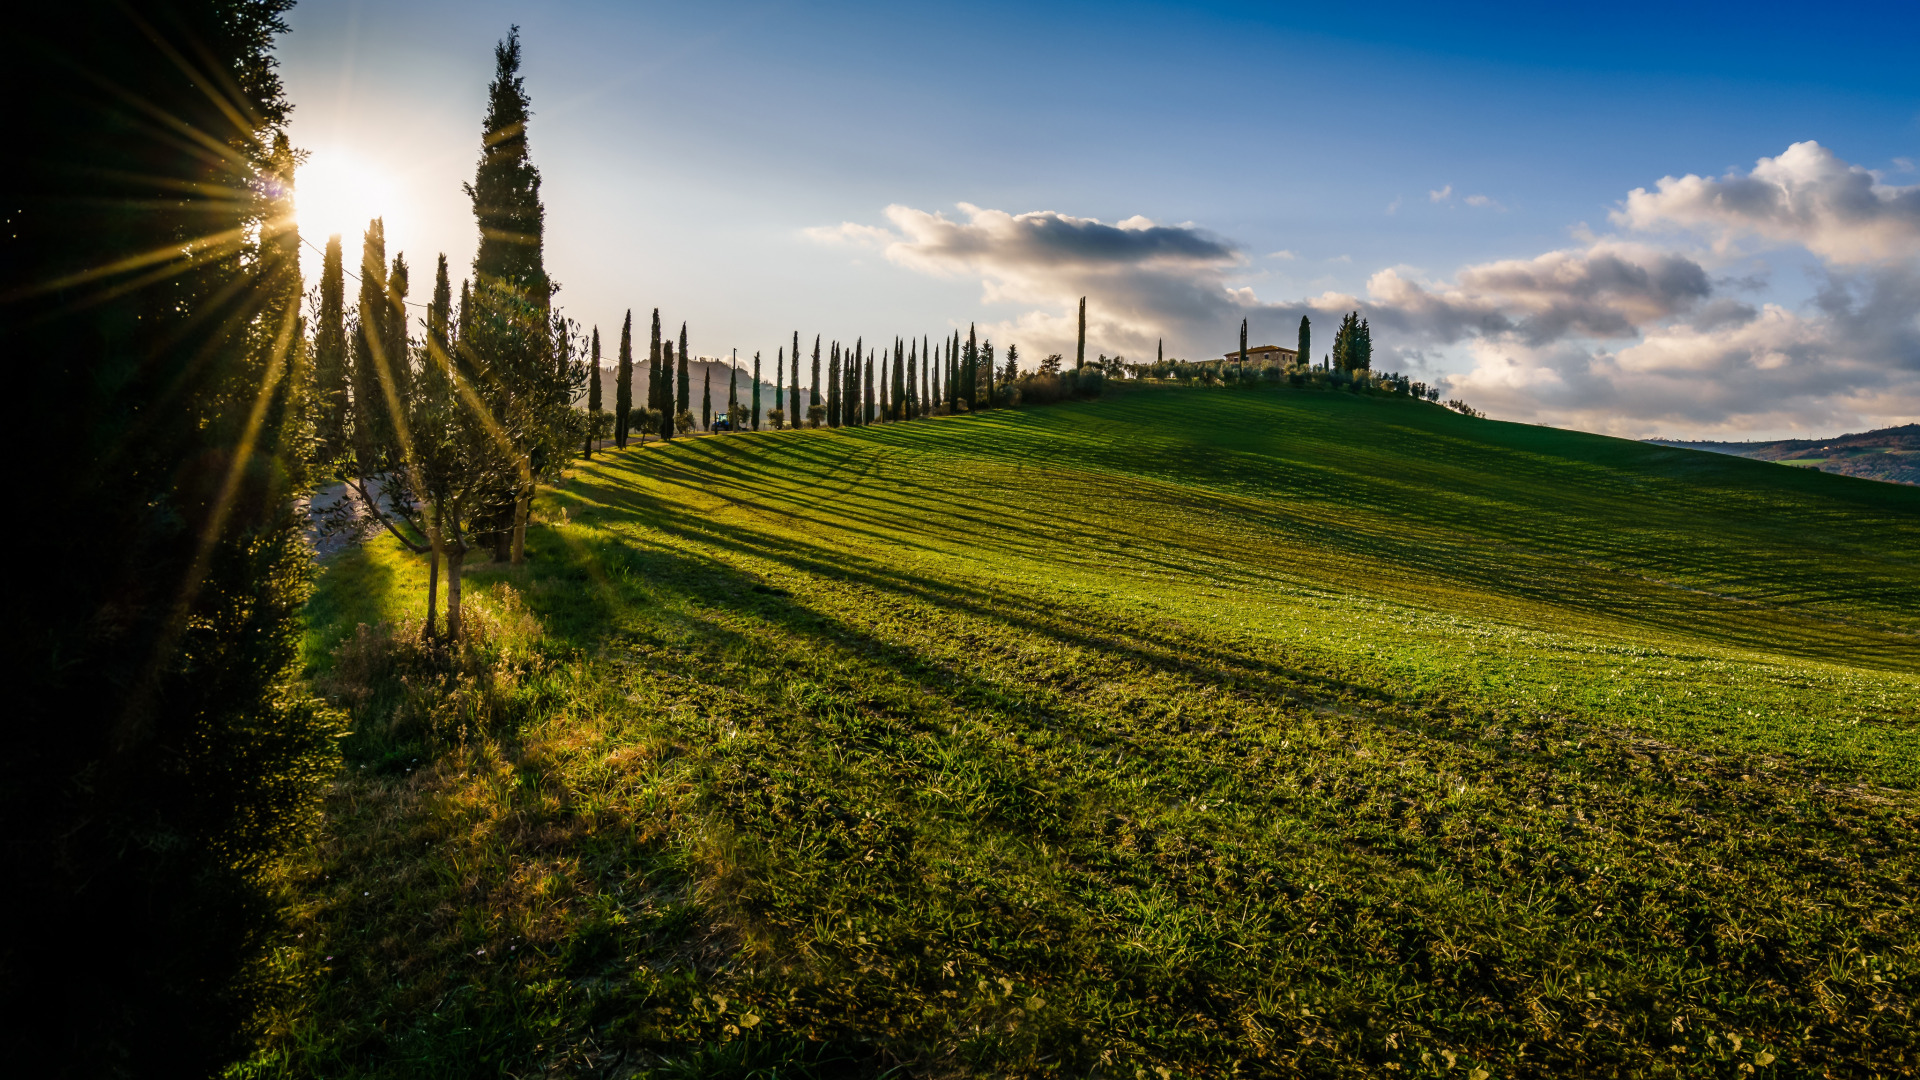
<box><xmin>281</xmin><ymin>0</ymin><xmax>1920</xmax><ymax>438</ymax></box>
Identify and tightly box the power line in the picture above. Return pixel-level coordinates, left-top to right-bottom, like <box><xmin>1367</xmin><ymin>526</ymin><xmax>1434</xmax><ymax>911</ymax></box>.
<box><xmin>300</xmin><ymin>233</ymin><xmax>432</xmax><ymax>309</ymax></box>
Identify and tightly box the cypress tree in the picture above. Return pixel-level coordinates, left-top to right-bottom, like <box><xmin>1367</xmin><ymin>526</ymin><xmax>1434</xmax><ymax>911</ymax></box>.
<box><xmin>752</xmin><ymin>350</ymin><xmax>762</xmax><ymax>430</ymax></box>
<box><xmin>894</xmin><ymin>338</ymin><xmax>907</xmax><ymax>418</ymax></box>
<box><xmin>727</xmin><ymin>352</ymin><xmax>740</xmax><ymax>427</ymax></box>
<box><xmin>1333</xmin><ymin>311</ymin><xmax>1368</xmax><ymax>372</ymax></box>
<box><xmin>677</xmin><ymin>323</ymin><xmax>691</xmax><ymax>416</ymax></box>
<box><xmin>1158</xmin><ymin>337</ymin><xmax>1163</xmax><ymax>365</ymax></box>
<box><xmin>585</xmin><ymin>325</ymin><xmax>601</xmax><ymax>456</ymax></box>
<box><xmin>348</xmin><ymin>218</ymin><xmax>392</xmax><ymax>470</ymax></box>
<box><xmin>964</xmin><ymin>324</ymin><xmax>978</xmax><ymax>408</ymax></box>
<box><xmin>984</xmin><ymin>338</ymin><xmax>996</xmax><ymax>408</ymax></box>
<box><xmin>648</xmin><ymin>308</ymin><xmax>662</xmax><ymax>418</ymax></box>
<box><xmin>1297</xmin><ymin>315</ymin><xmax>1310</xmax><ymax>367</ymax></box>
<box><xmin>467</xmin><ymin>26</ymin><xmax>548</xmax><ymax>302</ymax></box>
<box><xmin>853</xmin><ymin>337</ymin><xmax>864</xmax><ymax>425</ymax></box>
<box><xmin>7</xmin><ymin>5</ymin><xmax>335</xmax><ymax>1067</ymax></box>
<box><xmin>659</xmin><ymin>313</ymin><xmax>675</xmax><ymax>439</ymax></box>
<box><xmin>315</xmin><ymin>234</ymin><xmax>349</xmax><ymax>461</ymax></box>
<box><xmin>842</xmin><ymin>346</ymin><xmax>853</xmax><ymax>427</ymax></box>
<box><xmin>923</xmin><ymin>336</ymin><xmax>931</xmax><ymax>416</ymax></box>
<box><xmin>614</xmin><ymin>310</ymin><xmax>633</xmax><ymax>447</ymax></box>
<box><xmin>907</xmin><ymin>340</ymin><xmax>918</xmax><ymax>418</ymax></box>
<box><xmin>702</xmin><ymin>367</ymin><xmax>712</xmax><ymax>430</ymax></box>
<box><xmin>662</xmin><ymin>341</ymin><xmax>676</xmax><ymax>435</ymax></box>
<box><xmin>1239</xmin><ymin>317</ymin><xmax>1249</xmax><ymax>368</ymax></box>
<box><xmin>1076</xmin><ymin>296</ymin><xmax>1087</xmax><ymax>369</ymax></box>
<box><xmin>775</xmin><ymin>347</ymin><xmax>785</xmax><ymax>426</ymax></box>
<box><xmin>384</xmin><ymin>253</ymin><xmax>412</xmax><ymax>430</ymax></box>
<box><xmin>791</xmin><ymin>331</ymin><xmax>802</xmax><ymax>426</ymax></box>
<box><xmin>462</xmin><ymin>26</ymin><xmax>567</xmax><ymax>566</ymax></box>
<box><xmin>810</xmin><ymin>335</ymin><xmax>822</xmax><ymax>425</ymax></box>
<box><xmin>1006</xmin><ymin>343</ymin><xmax>1020</xmax><ymax>386</ymax></box>
<box><xmin>827</xmin><ymin>342</ymin><xmax>840</xmax><ymax>428</ymax></box>
<box><xmin>864</xmin><ymin>347</ymin><xmax>875</xmax><ymax>424</ymax></box>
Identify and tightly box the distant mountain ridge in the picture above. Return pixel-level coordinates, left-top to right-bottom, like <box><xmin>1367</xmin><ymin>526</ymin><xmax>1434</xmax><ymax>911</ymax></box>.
<box><xmin>1649</xmin><ymin>424</ymin><xmax>1919</xmax><ymax>486</ymax></box>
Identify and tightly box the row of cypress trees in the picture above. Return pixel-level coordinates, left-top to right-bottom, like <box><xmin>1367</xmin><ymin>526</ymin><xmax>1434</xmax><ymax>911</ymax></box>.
<box><xmin>585</xmin><ymin>321</ymin><xmax>1030</xmax><ymax>437</ymax></box>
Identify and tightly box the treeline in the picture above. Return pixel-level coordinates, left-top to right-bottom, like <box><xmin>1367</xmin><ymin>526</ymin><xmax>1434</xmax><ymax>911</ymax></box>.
<box><xmin>582</xmin><ymin>311</ymin><xmax>1110</xmax><ymax>442</ymax></box>
<box><xmin>1137</xmin><ymin>356</ymin><xmax>1441</xmax><ymax>404</ymax></box>
<box><xmin>314</xmin><ymin>29</ymin><xmax>582</xmax><ymax>641</ymax></box>
<box><xmin>1129</xmin><ymin>312</ymin><xmax>1459</xmax><ymax>409</ymax></box>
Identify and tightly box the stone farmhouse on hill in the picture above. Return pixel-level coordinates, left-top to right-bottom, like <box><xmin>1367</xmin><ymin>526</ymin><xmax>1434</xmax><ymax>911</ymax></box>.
<box><xmin>1220</xmin><ymin>343</ymin><xmax>1298</xmax><ymax>364</ymax></box>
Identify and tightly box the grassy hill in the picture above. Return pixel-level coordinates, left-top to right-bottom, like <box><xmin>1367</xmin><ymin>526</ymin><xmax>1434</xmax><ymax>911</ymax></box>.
<box><xmin>250</xmin><ymin>385</ymin><xmax>1920</xmax><ymax>1079</ymax></box>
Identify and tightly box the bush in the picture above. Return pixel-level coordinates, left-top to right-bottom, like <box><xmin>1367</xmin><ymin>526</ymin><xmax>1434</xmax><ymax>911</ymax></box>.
<box><xmin>318</xmin><ymin>583</ymin><xmax>551</xmax><ymax>754</ymax></box>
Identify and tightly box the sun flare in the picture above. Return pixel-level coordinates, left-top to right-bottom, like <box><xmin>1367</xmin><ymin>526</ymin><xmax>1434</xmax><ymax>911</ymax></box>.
<box><xmin>295</xmin><ymin>147</ymin><xmax>401</xmax><ymax>241</ymax></box>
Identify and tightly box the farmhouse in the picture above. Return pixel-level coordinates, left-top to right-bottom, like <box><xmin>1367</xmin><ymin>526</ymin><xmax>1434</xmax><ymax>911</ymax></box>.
<box><xmin>1221</xmin><ymin>343</ymin><xmax>1298</xmax><ymax>364</ymax></box>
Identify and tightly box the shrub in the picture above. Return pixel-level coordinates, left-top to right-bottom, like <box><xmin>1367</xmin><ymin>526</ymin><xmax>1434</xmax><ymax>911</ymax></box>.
<box><xmin>318</xmin><ymin>583</ymin><xmax>551</xmax><ymax>752</ymax></box>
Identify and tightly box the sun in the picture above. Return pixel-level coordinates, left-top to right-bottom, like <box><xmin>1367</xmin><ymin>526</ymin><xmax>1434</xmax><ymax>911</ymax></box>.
<box><xmin>295</xmin><ymin>147</ymin><xmax>401</xmax><ymax>242</ymax></box>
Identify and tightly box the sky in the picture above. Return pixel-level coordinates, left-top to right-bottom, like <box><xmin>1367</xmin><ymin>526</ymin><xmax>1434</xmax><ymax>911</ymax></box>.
<box><xmin>280</xmin><ymin>0</ymin><xmax>1920</xmax><ymax>440</ymax></box>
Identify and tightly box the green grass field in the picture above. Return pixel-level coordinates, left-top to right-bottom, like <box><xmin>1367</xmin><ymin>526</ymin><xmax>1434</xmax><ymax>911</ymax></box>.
<box><xmin>248</xmin><ymin>385</ymin><xmax>1920</xmax><ymax>1079</ymax></box>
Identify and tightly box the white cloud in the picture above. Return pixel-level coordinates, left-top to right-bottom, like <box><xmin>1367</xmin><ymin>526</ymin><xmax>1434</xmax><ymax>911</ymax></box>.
<box><xmin>810</xmin><ymin>143</ymin><xmax>1920</xmax><ymax>434</ymax></box>
<box><xmin>1268</xmin><ymin>250</ymin><xmax>1297</xmax><ymax>261</ymax></box>
<box><xmin>1387</xmin><ymin>195</ymin><xmax>1403</xmax><ymax>215</ymax></box>
<box><xmin>1611</xmin><ymin>140</ymin><xmax>1920</xmax><ymax>264</ymax></box>
<box><xmin>1429</xmin><ymin>185</ymin><xmax>1453</xmax><ymax>203</ymax></box>
<box><xmin>1464</xmin><ymin>194</ymin><xmax>1503</xmax><ymax>210</ymax></box>
<box><xmin>801</xmin><ymin>221</ymin><xmax>894</xmax><ymax>247</ymax></box>
<box><xmin>871</xmin><ymin>203</ymin><xmax>1248</xmax><ymax>359</ymax></box>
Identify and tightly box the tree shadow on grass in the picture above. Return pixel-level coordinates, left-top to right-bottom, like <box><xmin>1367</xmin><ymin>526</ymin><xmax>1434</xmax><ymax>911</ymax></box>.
<box><xmin>595</xmin><ymin>422</ymin><xmax>1920</xmax><ymax>671</ymax></box>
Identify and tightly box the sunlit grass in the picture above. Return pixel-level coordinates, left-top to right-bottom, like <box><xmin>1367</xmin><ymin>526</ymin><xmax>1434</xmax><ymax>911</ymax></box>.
<box><xmin>246</xmin><ymin>385</ymin><xmax>1920</xmax><ymax>1078</ymax></box>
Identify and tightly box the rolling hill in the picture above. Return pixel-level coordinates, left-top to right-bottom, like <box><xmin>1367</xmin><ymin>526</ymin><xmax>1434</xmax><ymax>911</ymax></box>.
<box><xmin>1652</xmin><ymin>423</ymin><xmax>1920</xmax><ymax>486</ymax></box>
<box><xmin>594</xmin><ymin>356</ymin><xmax>805</xmax><ymax>423</ymax></box>
<box><xmin>258</xmin><ymin>385</ymin><xmax>1920</xmax><ymax>1078</ymax></box>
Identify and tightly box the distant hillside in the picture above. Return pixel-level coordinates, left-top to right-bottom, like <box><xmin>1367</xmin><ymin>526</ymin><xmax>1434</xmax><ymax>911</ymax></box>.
<box><xmin>1649</xmin><ymin>423</ymin><xmax>1919</xmax><ymax>486</ymax></box>
<box><xmin>589</xmin><ymin>357</ymin><xmax>812</xmax><ymax>422</ymax></box>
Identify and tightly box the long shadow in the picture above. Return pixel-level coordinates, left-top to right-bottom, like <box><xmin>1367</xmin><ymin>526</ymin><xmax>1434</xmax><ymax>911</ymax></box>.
<box><xmin>592</xmin><ymin>427</ymin><xmax>1920</xmax><ymax>669</ymax></box>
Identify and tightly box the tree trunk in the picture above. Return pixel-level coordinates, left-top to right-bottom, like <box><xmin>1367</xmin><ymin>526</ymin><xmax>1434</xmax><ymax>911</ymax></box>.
<box><xmin>424</xmin><ymin>507</ymin><xmax>443</xmax><ymax>640</ymax></box>
<box><xmin>510</xmin><ymin>487</ymin><xmax>529</xmax><ymax>565</ymax></box>
<box><xmin>446</xmin><ymin>548</ymin><xmax>466</xmax><ymax>641</ymax></box>
<box><xmin>424</xmin><ymin>547</ymin><xmax>439</xmax><ymax>640</ymax></box>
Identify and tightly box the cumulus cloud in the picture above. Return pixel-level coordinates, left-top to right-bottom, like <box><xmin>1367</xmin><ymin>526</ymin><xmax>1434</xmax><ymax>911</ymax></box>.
<box><xmin>807</xmin><ymin>203</ymin><xmax>1250</xmax><ymax>358</ymax></box>
<box><xmin>1429</xmin><ymin>185</ymin><xmax>1453</xmax><ymax>203</ymax></box>
<box><xmin>1362</xmin><ymin>243</ymin><xmax>1714</xmax><ymax>346</ymax></box>
<box><xmin>1612</xmin><ymin>141</ymin><xmax>1920</xmax><ymax>264</ymax></box>
<box><xmin>807</xmin><ymin>142</ymin><xmax>1920</xmax><ymax>435</ymax></box>
<box><xmin>1451</xmin><ymin>273</ymin><xmax>1920</xmax><ymax>437</ymax></box>
<box><xmin>1464</xmin><ymin>194</ymin><xmax>1502</xmax><ymax>209</ymax></box>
